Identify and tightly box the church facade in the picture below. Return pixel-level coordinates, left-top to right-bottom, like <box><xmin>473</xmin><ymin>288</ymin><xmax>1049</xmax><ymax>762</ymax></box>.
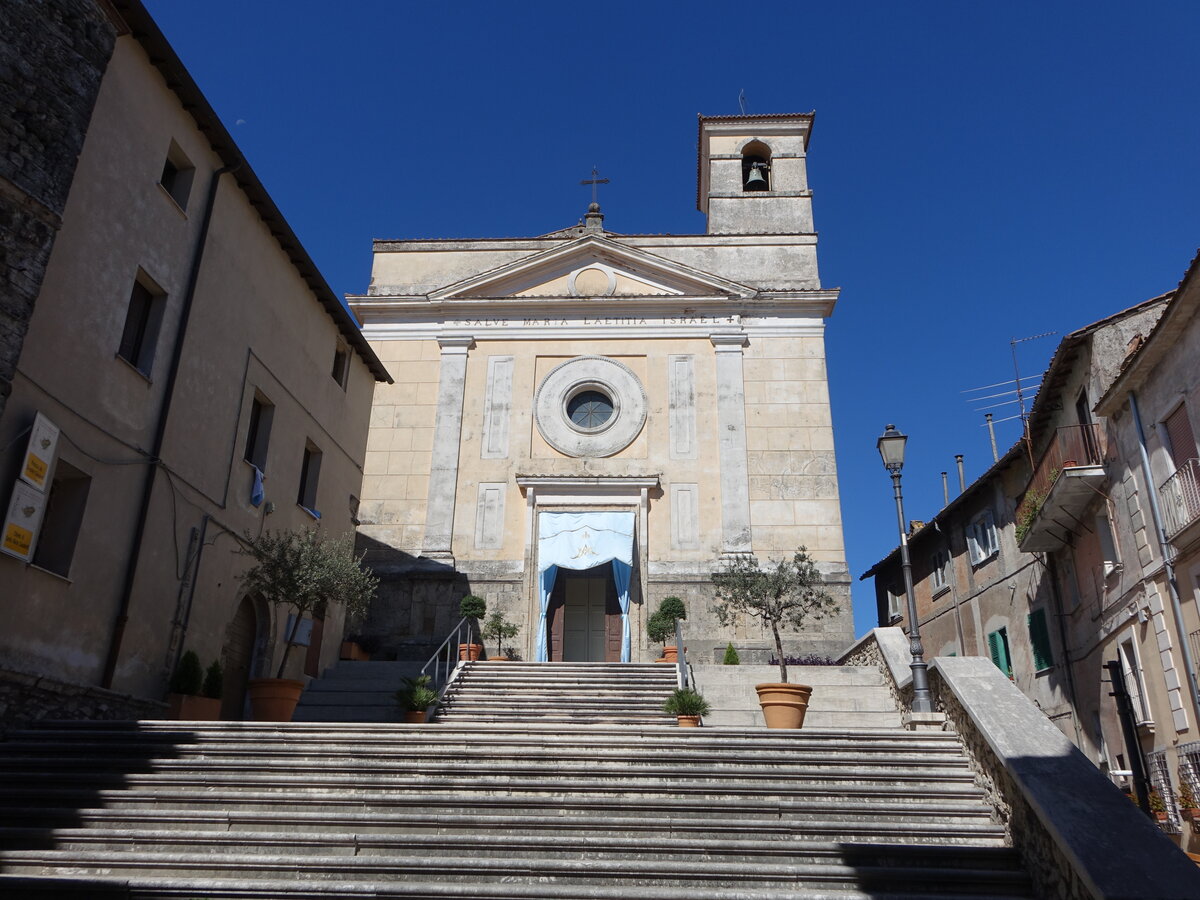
<box><xmin>351</xmin><ymin>113</ymin><xmax>852</xmax><ymax>663</ymax></box>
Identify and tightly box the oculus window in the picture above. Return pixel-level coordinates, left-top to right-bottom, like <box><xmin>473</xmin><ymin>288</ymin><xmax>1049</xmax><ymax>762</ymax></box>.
<box><xmin>566</xmin><ymin>389</ymin><xmax>614</xmax><ymax>430</ymax></box>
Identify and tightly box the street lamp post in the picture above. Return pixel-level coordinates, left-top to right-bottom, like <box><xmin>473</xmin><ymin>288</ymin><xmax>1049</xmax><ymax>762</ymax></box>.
<box><xmin>877</xmin><ymin>424</ymin><xmax>934</xmax><ymax>714</ymax></box>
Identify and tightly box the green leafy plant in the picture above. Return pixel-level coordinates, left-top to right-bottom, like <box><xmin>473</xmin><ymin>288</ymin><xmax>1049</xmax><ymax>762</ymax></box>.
<box><xmin>647</xmin><ymin>597</ymin><xmax>687</xmax><ymax>650</ymax></box>
<box><xmin>459</xmin><ymin>595</ymin><xmax>486</xmax><ymax>622</ymax></box>
<box><xmin>1179</xmin><ymin>776</ymin><xmax>1197</xmax><ymax>808</ymax></box>
<box><xmin>658</xmin><ymin>596</ymin><xmax>686</xmax><ymax>622</ymax></box>
<box><xmin>202</xmin><ymin>661</ymin><xmax>223</xmax><ymax>700</ymax></box>
<box><xmin>722</xmin><ymin>642</ymin><xmax>740</xmax><ymax>665</ymax></box>
<box><xmin>1147</xmin><ymin>788</ymin><xmax>1167</xmax><ymax>813</ymax></box>
<box><xmin>169</xmin><ymin>651</ymin><xmax>203</xmax><ymax>696</ymax></box>
<box><xmin>240</xmin><ymin>528</ymin><xmax>379</xmax><ymax>679</ymax></box>
<box><xmin>711</xmin><ymin>547</ymin><xmax>836</xmax><ymax>684</ymax></box>
<box><xmin>663</xmin><ymin>687</ymin><xmax>711</xmax><ymax>718</ymax></box>
<box><xmin>395</xmin><ymin>674</ymin><xmax>438</xmax><ymax>712</ymax></box>
<box><xmin>482</xmin><ymin>611</ymin><xmax>519</xmax><ymax>658</ymax></box>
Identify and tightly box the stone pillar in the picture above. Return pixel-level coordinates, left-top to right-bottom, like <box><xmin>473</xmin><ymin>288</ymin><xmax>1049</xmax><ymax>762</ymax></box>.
<box><xmin>710</xmin><ymin>332</ymin><xmax>752</xmax><ymax>556</ymax></box>
<box><xmin>421</xmin><ymin>335</ymin><xmax>474</xmax><ymax>561</ymax></box>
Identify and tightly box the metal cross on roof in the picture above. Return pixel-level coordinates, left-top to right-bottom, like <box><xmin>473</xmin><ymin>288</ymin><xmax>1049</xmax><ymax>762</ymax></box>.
<box><xmin>580</xmin><ymin>166</ymin><xmax>609</xmax><ymax>205</ymax></box>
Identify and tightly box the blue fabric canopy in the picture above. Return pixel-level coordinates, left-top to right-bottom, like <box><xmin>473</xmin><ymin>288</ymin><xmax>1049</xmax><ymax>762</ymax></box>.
<box><xmin>535</xmin><ymin>511</ymin><xmax>635</xmax><ymax>662</ymax></box>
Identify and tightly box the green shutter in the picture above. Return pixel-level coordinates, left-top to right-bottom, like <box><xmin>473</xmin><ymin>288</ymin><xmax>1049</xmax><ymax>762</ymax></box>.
<box><xmin>987</xmin><ymin>628</ymin><xmax>1012</xmax><ymax>678</ymax></box>
<box><xmin>1028</xmin><ymin>609</ymin><xmax>1054</xmax><ymax>671</ymax></box>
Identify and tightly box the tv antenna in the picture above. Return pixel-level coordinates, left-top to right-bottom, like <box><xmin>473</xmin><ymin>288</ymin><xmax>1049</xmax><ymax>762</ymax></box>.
<box><xmin>739</xmin><ymin>89</ymin><xmax>747</xmax><ymax>115</ymax></box>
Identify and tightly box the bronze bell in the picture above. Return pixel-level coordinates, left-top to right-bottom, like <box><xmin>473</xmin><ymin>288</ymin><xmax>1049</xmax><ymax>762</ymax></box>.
<box><xmin>744</xmin><ymin>163</ymin><xmax>769</xmax><ymax>190</ymax></box>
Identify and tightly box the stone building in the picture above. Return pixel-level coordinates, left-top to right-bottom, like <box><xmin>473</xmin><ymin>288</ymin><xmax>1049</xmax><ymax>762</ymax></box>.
<box><xmin>0</xmin><ymin>0</ymin><xmax>390</xmax><ymax>722</ymax></box>
<box><xmin>352</xmin><ymin>113</ymin><xmax>853</xmax><ymax>663</ymax></box>
<box><xmin>862</xmin><ymin>284</ymin><xmax>1200</xmax><ymax>852</ymax></box>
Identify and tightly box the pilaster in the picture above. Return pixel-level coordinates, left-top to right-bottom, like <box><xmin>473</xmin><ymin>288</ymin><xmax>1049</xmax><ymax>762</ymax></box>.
<box><xmin>710</xmin><ymin>331</ymin><xmax>752</xmax><ymax>556</ymax></box>
<box><xmin>421</xmin><ymin>335</ymin><xmax>474</xmax><ymax>562</ymax></box>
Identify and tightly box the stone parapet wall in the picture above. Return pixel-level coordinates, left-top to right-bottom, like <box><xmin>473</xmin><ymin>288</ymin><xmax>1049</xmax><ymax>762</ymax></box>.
<box><xmin>0</xmin><ymin>666</ymin><xmax>166</xmax><ymax>726</ymax></box>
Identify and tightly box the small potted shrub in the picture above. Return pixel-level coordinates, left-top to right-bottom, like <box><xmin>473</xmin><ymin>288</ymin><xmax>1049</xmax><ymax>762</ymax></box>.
<box><xmin>663</xmin><ymin>687</ymin><xmax>711</xmax><ymax>727</ymax></box>
<box><xmin>458</xmin><ymin>595</ymin><xmax>486</xmax><ymax>660</ymax></box>
<box><xmin>482</xmin><ymin>611</ymin><xmax>519</xmax><ymax>661</ymax></box>
<box><xmin>340</xmin><ymin>633</ymin><xmax>381</xmax><ymax>661</ymax></box>
<box><xmin>723</xmin><ymin>642</ymin><xmax>740</xmax><ymax>665</ymax></box>
<box><xmin>1148</xmin><ymin>788</ymin><xmax>1168</xmax><ymax>823</ymax></box>
<box><xmin>395</xmin><ymin>674</ymin><xmax>438</xmax><ymax>724</ymax></box>
<box><xmin>167</xmin><ymin>651</ymin><xmax>221</xmax><ymax>720</ymax></box>
<box><xmin>711</xmin><ymin>548</ymin><xmax>836</xmax><ymax>729</ymax></box>
<box><xmin>1179</xmin><ymin>777</ymin><xmax>1199</xmax><ymax>821</ymax></box>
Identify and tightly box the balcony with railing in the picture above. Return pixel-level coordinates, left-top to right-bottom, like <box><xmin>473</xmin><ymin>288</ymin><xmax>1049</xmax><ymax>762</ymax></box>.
<box><xmin>1016</xmin><ymin>423</ymin><xmax>1107</xmax><ymax>552</ymax></box>
<box><xmin>1160</xmin><ymin>458</ymin><xmax>1200</xmax><ymax>545</ymax></box>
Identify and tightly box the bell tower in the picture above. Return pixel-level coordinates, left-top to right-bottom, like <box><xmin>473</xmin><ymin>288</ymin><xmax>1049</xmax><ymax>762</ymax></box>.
<box><xmin>698</xmin><ymin>113</ymin><xmax>815</xmax><ymax>235</ymax></box>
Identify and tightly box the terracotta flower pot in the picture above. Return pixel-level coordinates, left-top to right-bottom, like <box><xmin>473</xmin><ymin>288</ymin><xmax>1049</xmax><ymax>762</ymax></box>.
<box><xmin>1182</xmin><ymin>808</ymin><xmax>1200</xmax><ymax>821</ymax></box>
<box><xmin>340</xmin><ymin>641</ymin><xmax>370</xmax><ymax>661</ymax></box>
<box><xmin>656</xmin><ymin>646</ymin><xmax>678</xmax><ymax>663</ymax></box>
<box><xmin>676</xmin><ymin>715</ymin><xmax>700</xmax><ymax>728</ymax></box>
<box><xmin>404</xmin><ymin>710</ymin><xmax>427</xmax><ymax>724</ymax></box>
<box><xmin>458</xmin><ymin>643</ymin><xmax>483</xmax><ymax>661</ymax></box>
<box><xmin>755</xmin><ymin>683</ymin><xmax>813</xmax><ymax>729</ymax></box>
<box><xmin>167</xmin><ymin>693</ymin><xmax>221</xmax><ymax>721</ymax></box>
<box><xmin>246</xmin><ymin>678</ymin><xmax>305</xmax><ymax>722</ymax></box>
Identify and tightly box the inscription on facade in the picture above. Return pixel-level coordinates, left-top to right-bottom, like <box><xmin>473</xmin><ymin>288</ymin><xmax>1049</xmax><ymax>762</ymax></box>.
<box><xmin>447</xmin><ymin>313</ymin><xmax>739</xmax><ymax>328</ymax></box>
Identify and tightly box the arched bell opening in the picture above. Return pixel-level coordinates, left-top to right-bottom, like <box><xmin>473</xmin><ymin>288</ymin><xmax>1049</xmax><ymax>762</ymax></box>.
<box><xmin>741</xmin><ymin>139</ymin><xmax>772</xmax><ymax>192</ymax></box>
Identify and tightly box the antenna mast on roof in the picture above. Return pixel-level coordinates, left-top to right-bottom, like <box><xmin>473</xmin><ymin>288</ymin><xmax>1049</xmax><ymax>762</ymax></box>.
<box><xmin>1011</xmin><ymin>331</ymin><xmax>1057</xmax><ymax>466</ymax></box>
<box><xmin>739</xmin><ymin>89</ymin><xmax>747</xmax><ymax>115</ymax></box>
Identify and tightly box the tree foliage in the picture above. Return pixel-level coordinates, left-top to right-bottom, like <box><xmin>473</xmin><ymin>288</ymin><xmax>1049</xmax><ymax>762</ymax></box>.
<box><xmin>481</xmin><ymin>610</ymin><xmax>519</xmax><ymax>657</ymax></box>
<box><xmin>240</xmin><ymin>528</ymin><xmax>379</xmax><ymax>678</ymax></box>
<box><xmin>722</xmin><ymin>642</ymin><xmax>740</xmax><ymax>666</ymax></box>
<box><xmin>710</xmin><ymin>548</ymin><xmax>836</xmax><ymax>683</ymax></box>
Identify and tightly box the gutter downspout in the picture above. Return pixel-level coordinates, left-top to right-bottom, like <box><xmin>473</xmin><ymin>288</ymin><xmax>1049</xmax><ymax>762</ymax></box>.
<box><xmin>1128</xmin><ymin>391</ymin><xmax>1200</xmax><ymax>727</ymax></box>
<box><xmin>1045</xmin><ymin>552</ymin><xmax>1084</xmax><ymax>750</ymax></box>
<box><xmin>102</xmin><ymin>161</ymin><xmax>241</xmax><ymax>689</ymax></box>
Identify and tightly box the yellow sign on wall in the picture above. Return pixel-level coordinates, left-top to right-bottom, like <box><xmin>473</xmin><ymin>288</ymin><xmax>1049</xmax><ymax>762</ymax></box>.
<box><xmin>20</xmin><ymin>412</ymin><xmax>59</xmax><ymax>491</ymax></box>
<box><xmin>1</xmin><ymin>481</ymin><xmax>46</xmax><ymax>562</ymax></box>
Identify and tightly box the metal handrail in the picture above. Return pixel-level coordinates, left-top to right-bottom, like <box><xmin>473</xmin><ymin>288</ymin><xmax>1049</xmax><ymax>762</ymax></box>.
<box><xmin>674</xmin><ymin>617</ymin><xmax>689</xmax><ymax>689</ymax></box>
<box><xmin>420</xmin><ymin>616</ymin><xmax>478</xmax><ymax>692</ymax></box>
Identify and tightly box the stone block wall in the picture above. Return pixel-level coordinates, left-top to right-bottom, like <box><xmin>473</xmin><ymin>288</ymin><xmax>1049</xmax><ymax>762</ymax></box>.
<box><xmin>0</xmin><ymin>665</ymin><xmax>166</xmax><ymax>725</ymax></box>
<box><xmin>0</xmin><ymin>0</ymin><xmax>116</xmax><ymax>416</ymax></box>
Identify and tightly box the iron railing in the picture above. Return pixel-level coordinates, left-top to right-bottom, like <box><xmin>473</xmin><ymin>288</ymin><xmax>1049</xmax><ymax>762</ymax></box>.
<box><xmin>1160</xmin><ymin>459</ymin><xmax>1200</xmax><ymax>540</ymax></box>
<box><xmin>674</xmin><ymin>617</ymin><xmax>689</xmax><ymax>689</ymax></box>
<box><xmin>420</xmin><ymin>616</ymin><xmax>478</xmax><ymax>699</ymax></box>
<box><xmin>1016</xmin><ymin>423</ymin><xmax>1105</xmax><ymax>530</ymax></box>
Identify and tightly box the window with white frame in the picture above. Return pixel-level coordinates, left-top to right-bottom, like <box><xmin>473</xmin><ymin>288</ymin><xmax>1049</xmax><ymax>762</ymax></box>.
<box><xmin>930</xmin><ymin>548</ymin><xmax>950</xmax><ymax>595</ymax></box>
<box><xmin>1118</xmin><ymin>635</ymin><xmax>1152</xmax><ymax>724</ymax></box>
<box><xmin>966</xmin><ymin>509</ymin><xmax>998</xmax><ymax>565</ymax></box>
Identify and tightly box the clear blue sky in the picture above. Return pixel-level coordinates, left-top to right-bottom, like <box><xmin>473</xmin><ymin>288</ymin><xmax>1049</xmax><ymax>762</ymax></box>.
<box><xmin>146</xmin><ymin>1</ymin><xmax>1200</xmax><ymax>637</ymax></box>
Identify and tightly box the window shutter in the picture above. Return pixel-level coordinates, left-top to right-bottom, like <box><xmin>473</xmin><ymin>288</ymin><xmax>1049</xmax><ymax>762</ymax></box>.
<box><xmin>987</xmin><ymin>630</ymin><xmax>1003</xmax><ymax>671</ymax></box>
<box><xmin>1165</xmin><ymin>405</ymin><xmax>1197</xmax><ymax>469</ymax></box>
<box><xmin>1028</xmin><ymin>609</ymin><xmax>1054</xmax><ymax>671</ymax></box>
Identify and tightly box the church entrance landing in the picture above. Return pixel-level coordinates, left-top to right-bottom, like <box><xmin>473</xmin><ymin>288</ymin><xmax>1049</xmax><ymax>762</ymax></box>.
<box><xmin>547</xmin><ymin>564</ymin><xmax>621</xmax><ymax>662</ymax></box>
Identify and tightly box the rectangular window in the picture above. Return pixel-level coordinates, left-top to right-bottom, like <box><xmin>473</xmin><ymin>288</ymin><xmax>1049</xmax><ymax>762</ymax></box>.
<box><xmin>31</xmin><ymin>460</ymin><xmax>91</xmax><ymax>577</ymax></box>
<box><xmin>159</xmin><ymin>140</ymin><xmax>195</xmax><ymax>210</ymax></box>
<box><xmin>987</xmin><ymin>626</ymin><xmax>1013</xmax><ymax>679</ymax></box>
<box><xmin>931</xmin><ymin>548</ymin><xmax>950</xmax><ymax>594</ymax></box>
<box><xmin>967</xmin><ymin>509</ymin><xmax>999</xmax><ymax>565</ymax></box>
<box><xmin>117</xmin><ymin>274</ymin><xmax>165</xmax><ymax>376</ymax></box>
<box><xmin>1097</xmin><ymin>513</ymin><xmax>1121</xmax><ymax>576</ymax></box>
<box><xmin>1119</xmin><ymin>636</ymin><xmax>1151</xmax><ymax>723</ymax></box>
<box><xmin>1027</xmin><ymin>608</ymin><xmax>1054</xmax><ymax>671</ymax></box>
<box><xmin>297</xmin><ymin>442</ymin><xmax>322</xmax><ymax>514</ymax></box>
<box><xmin>1165</xmin><ymin>403</ymin><xmax>1197</xmax><ymax>469</ymax></box>
<box><xmin>331</xmin><ymin>342</ymin><xmax>350</xmax><ymax>389</ymax></box>
<box><xmin>243</xmin><ymin>394</ymin><xmax>274</xmax><ymax>471</ymax></box>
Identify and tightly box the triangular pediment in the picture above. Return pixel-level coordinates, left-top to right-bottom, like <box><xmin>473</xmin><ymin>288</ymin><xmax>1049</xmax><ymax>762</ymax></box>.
<box><xmin>429</xmin><ymin>235</ymin><xmax>756</xmax><ymax>301</ymax></box>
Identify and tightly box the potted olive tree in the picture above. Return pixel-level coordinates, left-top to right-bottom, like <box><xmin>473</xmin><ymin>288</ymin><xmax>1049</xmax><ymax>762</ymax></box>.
<box><xmin>711</xmin><ymin>548</ymin><xmax>836</xmax><ymax>729</ymax></box>
<box><xmin>482</xmin><ymin>610</ymin><xmax>519</xmax><ymax>661</ymax></box>
<box><xmin>647</xmin><ymin>596</ymin><xmax>686</xmax><ymax>662</ymax></box>
<box><xmin>240</xmin><ymin>528</ymin><xmax>378</xmax><ymax>721</ymax></box>
<box><xmin>458</xmin><ymin>595</ymin><xmax>486</xmax><ymax>661</ymax></box>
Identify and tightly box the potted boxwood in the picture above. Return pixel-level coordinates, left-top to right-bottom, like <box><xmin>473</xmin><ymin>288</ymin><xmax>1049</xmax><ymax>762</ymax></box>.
<box><xmin>458</xmin><ymin>595</ymin><xmax>486</xmax><ymax>661</ymax></box>
<box><xmin>167</xmin><ymin>651</ymin><xmax>222</xmax><ymax>720</ymax></box>
<box><xmin>482</xmin><ymin>610</ymin><xmax>519</xmax><ymax>661</ymax></box>
<box><xmin>239</xmin><ymin>528</ymin><xmax>378</xmax><ymax>721</ymax></box>
<box><xmin>395</xmin><ymin>673</ymin><xmax>438</xmax><ymax>724</ymax></box>
<box><xmin>647</xmin><ymin>597</ymin><xmax>686</xmax><ymax>662</ymax></box>
<box><xmin>711</xmin><ymin>548</ymin><xmax>836</xmax><ymax>729</ymax></box>
<box><xmin>663</xmin><ymin>687</ymin><xmax>711</xmax><ymax>727</ymax></box>
<box><xmin>1148</xmin><ymin>787</ymin><xmax>1168</xmax><ymax>823</ymax></box>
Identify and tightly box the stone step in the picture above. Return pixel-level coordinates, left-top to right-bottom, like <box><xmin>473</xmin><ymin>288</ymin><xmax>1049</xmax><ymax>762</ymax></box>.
<box><xmin>0</xmin><ymin>873</ymin><xmax>1034</xmax><ymax>900</ymax></box>
<box><xmin>0</xmin><ymin>804</ymin><xmax>1009</xmax><ymax>844</ymax></box>
<box><xmin>0</xmin><ymin>848</ymin><xmax>1031</xmax><ymax>893</ymax></box>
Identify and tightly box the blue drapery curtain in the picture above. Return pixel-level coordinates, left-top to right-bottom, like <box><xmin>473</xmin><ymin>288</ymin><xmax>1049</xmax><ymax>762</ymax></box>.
<box><xmin>535</xmin><ymin>511</ymin><xmax>635</xmax><ymax>662</ymax></box>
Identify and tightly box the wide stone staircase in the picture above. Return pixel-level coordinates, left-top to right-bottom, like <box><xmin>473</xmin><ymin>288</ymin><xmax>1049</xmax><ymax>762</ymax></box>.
<box><xmin>433</xmin><ymin>661</ymin><xmax>678</xmax><ymax>725</ymax></box>
<box><xmin>0</xmin><ymin>663</ymin><xmax>1036</xmax><ymax>898</ymax></box>
<box><xmin>293</xmin><ymin>660</ymin><xmax>425</xmax><ymax>723</ymax></box>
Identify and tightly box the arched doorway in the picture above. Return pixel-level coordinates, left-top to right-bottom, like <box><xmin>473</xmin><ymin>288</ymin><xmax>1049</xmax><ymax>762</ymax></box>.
<box><xmin>221</xmin><ymin>594</ymin><xmax>267</xmax><ymax>719</ymax></box>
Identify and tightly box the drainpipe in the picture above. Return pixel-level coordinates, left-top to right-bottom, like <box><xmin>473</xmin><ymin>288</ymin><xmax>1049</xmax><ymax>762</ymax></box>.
<box><xmin>102</xmin><ymin>161</ymin><xmax>241</xmax><ymax>689</ymax></box>
<box><xmin>1127</xmin><ymin>391</ymin><xmax>1200</xmax><ymax>727</ymax></box>
<box><xmin>1045</xmin><ymin>552</ymin><xmax>1084</xmax><ymax>751</ymax></box>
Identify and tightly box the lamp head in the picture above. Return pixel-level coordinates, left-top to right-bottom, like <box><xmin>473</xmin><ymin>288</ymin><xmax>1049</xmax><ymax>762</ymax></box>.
<box><xmin>877</xmin><ymin>423</ymin><xmax>907</xmax><ymax>473</ymax></box>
